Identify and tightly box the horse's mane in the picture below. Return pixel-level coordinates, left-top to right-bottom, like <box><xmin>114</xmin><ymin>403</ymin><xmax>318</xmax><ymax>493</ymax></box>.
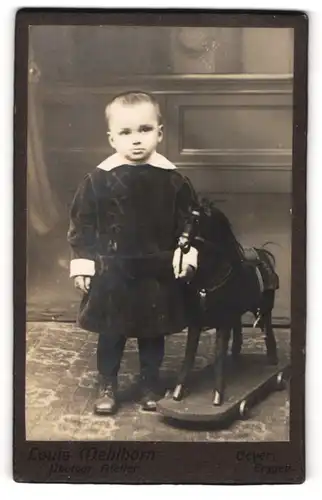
<box><xmin>199</xmin><ymin>197</ymin><xmax>245</xmax><ymax>262</ymax></box>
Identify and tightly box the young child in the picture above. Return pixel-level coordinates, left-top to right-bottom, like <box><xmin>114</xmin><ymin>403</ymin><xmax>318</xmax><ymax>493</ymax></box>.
<box><xmin>67</xmin><ymin>91</ymin><xmax>198</xmax><ymax>415</ymax></box>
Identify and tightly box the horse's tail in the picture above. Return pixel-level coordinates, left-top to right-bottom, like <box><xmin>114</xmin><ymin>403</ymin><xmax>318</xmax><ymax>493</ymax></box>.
<box><xmin>260</xmin><ymin>241</ymin><xmax>282</xmax><ymax>267</ymax></box>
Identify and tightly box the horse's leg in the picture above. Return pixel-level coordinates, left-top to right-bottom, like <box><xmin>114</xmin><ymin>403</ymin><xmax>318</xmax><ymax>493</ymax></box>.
<box><xmin>213</xmin><ymin>327</ymin><xmax>230</xmax><ymax>405</ymax></box>
<box><xmin>262</xmin><ymin>311</ymin><xmax>278</xmax><ymax>365</ymax></box>
<box><xmin>231</xmin><ymin>317</ymin><xmax>243</xmax><ymax>360</ymax></box>
<box><xmin>173</xmin><ymin>325</ymin><xmax>201</xmax><ymax>400</ymax></box>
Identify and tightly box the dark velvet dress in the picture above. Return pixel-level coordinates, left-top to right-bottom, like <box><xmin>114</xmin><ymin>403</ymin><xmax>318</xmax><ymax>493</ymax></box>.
<box><xmin>67</xmin><ymin>163</ymin><xmax>197</xmax><ymax>338</ymax></box>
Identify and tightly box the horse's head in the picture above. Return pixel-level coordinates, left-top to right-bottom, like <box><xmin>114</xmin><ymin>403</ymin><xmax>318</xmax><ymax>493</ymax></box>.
<box><xmin>179</xmin><ymin>198</ymin><xmax>244</xmax><ymax>289</ymax></box>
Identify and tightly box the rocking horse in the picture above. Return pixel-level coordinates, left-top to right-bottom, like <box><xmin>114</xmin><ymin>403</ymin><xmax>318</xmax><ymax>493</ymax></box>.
<box><xmin>157</xmin><ymin>199</ymin><xmax>289</xmax><ymax>423</ymax></box>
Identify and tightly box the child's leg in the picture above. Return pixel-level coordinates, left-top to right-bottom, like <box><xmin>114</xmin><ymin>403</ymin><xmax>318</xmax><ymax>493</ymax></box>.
<box><xmin>97</xmin><ymin>333</ymin><xmax>126</xmax><ymax>378</ymax></box>
<box><xmin>137</xmin><ymin>336</ymin><xmax>165</xmax><ymax>411</ymax></box>
<box><xmin>138</xmin><ymin>336</ymin><xmax>165</xmax><ymax>382</ymax></box>
<box><xmin>94</xmin><ymin>333</ymin><xmax>126</xmax><ymax>415</ymax></box>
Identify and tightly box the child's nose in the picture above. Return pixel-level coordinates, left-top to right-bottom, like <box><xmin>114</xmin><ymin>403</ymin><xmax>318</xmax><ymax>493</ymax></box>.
<box><xmin>132</xmin><ymin>134</ymin><xmax>142</xmax><ymax>145</ymax></box>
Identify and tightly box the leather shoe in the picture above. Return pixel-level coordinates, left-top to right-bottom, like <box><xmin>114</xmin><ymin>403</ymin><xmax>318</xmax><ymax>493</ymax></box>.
<box><xmin>139</xmin><ymin>375</ymin><xmax>162</xmax><ymax>412</ymax></box>
<box><xmin>94</xmin><ymin>376</ymin><xmax>118</xmax><ymax>415</ymax></box>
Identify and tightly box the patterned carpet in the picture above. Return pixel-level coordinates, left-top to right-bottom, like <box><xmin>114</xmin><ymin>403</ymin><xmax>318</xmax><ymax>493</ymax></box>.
<box><xmin>25</xmin><ymin>323</ymin><xmax>290</xmax><ymax>442</ymax></box>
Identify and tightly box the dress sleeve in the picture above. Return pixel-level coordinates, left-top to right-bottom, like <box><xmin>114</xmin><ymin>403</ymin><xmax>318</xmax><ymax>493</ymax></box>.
<box><xmin>67</xmin><ymin>174</ymin><xmax>98</xmax><ymax>277</ymax></box>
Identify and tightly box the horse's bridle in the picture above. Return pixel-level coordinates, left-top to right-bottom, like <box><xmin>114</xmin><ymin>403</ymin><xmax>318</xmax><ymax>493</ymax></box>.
<box><xmin>178</xmin><ymin>206</ymin><xmax>235</xmax><ymax>300</ymax></box>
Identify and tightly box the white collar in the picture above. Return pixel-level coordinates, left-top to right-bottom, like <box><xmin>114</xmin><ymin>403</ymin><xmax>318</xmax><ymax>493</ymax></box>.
<box><xmin>97</xmin><ymin>152</ymin><xmax>176</xmax><ymax>171</ymax></box>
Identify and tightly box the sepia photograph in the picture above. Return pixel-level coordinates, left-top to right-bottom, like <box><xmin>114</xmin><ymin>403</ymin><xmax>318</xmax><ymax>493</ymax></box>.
<box><xmin>12</xmin><ymin>9</ymin><xmax>307</xmax><ymax>484</ymax></box>
<box><xmin>25</xmin><ymin>21</ymin><xmax>294</xmax><ymax>443</ymax></box>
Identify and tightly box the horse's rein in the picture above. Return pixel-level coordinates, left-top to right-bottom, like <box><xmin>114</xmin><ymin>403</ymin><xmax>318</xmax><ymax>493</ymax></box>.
<box><xmin>177</xmin><ymin>208</ymin><xmax>201</xmax><ymax>275</ymax></box>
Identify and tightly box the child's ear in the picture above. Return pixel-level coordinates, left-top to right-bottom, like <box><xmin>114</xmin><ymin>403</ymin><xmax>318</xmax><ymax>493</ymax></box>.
<box><xmin>107</xmin><ymin>131</ymin><xmax>115</xmax><ymax>148</ymax></box>
<box><xmin>158</xmin><ymin>125</ymin><xmax>164</xmax><ymax>143</ymax></box>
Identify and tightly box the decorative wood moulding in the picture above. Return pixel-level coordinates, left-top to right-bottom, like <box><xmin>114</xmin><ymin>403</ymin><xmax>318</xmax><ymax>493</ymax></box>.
<box><xmin>41</xmin><ymin>73</ymin><xmax>293</xmax><ymax>97</ymax></box>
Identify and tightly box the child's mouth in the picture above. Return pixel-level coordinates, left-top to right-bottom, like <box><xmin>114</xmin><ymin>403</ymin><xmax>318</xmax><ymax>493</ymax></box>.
<box><xmin>132</xmin><ymin>149</ymin><xmax>145</xmax><ymax>155</ymax></box>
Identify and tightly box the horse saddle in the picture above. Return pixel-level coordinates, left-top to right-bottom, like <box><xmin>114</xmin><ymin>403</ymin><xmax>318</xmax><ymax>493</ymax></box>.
<box><xmin>242</xmin><ymin>247</ymin><xmax>279</xmax><ymax>293</ymax></box>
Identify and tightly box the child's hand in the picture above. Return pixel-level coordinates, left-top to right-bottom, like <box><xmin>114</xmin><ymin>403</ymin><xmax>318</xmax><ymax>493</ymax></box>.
<box><xmin>74</xmin><ymin>276</ymin><xmax>91</xmax><ymax>293</ymax></box>
<box><xmin>176</xmin><ymin>264</ymin><xmax>195</xmax><ymax>281</ymax></box>
<box><xmin>172</xmin><ymin>248</ymin><xmax>197</xmax><ymax>281</ymax></box>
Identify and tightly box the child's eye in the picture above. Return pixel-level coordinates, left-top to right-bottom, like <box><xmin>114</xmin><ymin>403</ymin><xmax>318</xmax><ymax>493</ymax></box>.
<box><xmin>120</xmin><ymin>129</ymin><xmax>131</xmax><ymax>136</ymax></box>
<box><xmin>140</xmin><ymin>126</ymin><xmax>153</xmax><ymax>133</ymax></box>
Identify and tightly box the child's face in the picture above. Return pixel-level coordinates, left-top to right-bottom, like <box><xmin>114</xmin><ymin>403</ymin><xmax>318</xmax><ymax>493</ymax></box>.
<box><xmin>108</xmin><ymin>102</ymin><xmax>163</xmax><ymax>163</ymax></box>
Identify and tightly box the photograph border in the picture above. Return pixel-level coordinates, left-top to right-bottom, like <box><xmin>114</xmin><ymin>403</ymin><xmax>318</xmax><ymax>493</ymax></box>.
<box><xmin>14</xmin><ymin>8</ymin><xmax>307</xmax><ymax>484</ymax></box>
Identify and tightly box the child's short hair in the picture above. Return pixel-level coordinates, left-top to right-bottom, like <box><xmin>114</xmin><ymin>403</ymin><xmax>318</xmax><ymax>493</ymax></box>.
<box><xmin>105</xmin><ymin>91</ymin><xmax>162</xmax><ymax>128</ymax></box>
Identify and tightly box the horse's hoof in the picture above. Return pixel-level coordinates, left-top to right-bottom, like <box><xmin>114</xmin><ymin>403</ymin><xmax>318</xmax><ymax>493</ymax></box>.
<box><xmin>213</xmin><ymin>391</ymin><xmax>222</xmax><ymax>406</ymax></box>
<box><xmin>172</xmin><ymin>384</ymin><xmax>184</xmax><ymax>401</ymax></box>
<box><xmin>275</xmin><ymin>371</ymin><xmax>287</xmax><ymax>391</ymax></box>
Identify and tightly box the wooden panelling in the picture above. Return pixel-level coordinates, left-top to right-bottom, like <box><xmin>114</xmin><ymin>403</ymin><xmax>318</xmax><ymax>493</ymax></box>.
<box><xmin>38</xmin><ymin>74</ymin><xmax>293</xmax><ymax>194</ymax></box>
<box><xmin>43</xmin><ymin>98</ymin><xmax>108</xmax><ymax>150</ymax></box>
<box><xmin>179</xmin><ymin>106</ymin><xmax>292</xmax><ymax>151</ymax></box>
<box><xmin>177</xmin><ymin>165</ymin><xmax>292</xmax><ymax>194</ymax></box>
<box><xmin>166</xmin><ymin>92</ymin><xmax>292</xmax><ymax>169</ymax></box>
<box><xmin>41</xmin><ymin>90</ymin><xmax>168</xmax><ymax>153</ymax></box>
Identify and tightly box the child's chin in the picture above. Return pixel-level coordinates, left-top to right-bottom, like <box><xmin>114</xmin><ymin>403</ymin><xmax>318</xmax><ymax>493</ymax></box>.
<box><xmin>129</xmin><ymin>154</ymin><xmax>148</xmax><ymax>163</ymax></box>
